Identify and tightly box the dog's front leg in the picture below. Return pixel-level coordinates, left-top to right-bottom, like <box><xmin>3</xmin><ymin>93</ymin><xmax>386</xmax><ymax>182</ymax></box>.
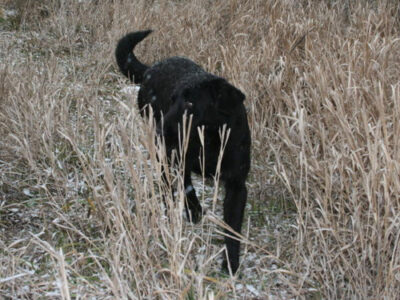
<box><xmin>222</xmin><ymin>180</ymin><xmax>247</xmax><ymax>274</ymax></box>
<box><xmin>183</xmin><ymin>171</ymin><xmax>202</xmax><ymax>223</ymax></box>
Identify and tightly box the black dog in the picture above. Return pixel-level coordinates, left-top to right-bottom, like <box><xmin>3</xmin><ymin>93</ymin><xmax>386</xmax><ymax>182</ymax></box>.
<box><xmin>115</xmin><ymin>30</ymin><xmax>251</xmax><ymax>274</ymax></box>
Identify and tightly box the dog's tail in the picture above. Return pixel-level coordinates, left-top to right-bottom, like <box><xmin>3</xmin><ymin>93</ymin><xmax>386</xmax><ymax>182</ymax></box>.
<box><xmin>115</xmin><ymin>30</ymin><xmax>152</xmax><ymax>84</ymax></box>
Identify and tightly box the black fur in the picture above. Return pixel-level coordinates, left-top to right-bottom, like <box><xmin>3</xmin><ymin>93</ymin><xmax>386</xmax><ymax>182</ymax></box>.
<box><xmin>115</xmin><ymin>30</ymin><xmax>251</xmax><ymax>274</ymax></box>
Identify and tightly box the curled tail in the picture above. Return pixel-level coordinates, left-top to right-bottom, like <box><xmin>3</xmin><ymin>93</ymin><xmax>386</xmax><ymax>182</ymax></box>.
<box><xmin>115</xmin><ymin>30</ymin><xmax>152</xmax><ymax>84</ymax></box>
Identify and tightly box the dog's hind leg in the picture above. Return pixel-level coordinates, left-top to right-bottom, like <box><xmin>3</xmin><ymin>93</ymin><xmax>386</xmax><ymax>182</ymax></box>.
<box><xmin>183</xmin><ymin>172</ymin><xmax>203</xmax><ymax>223</ymax></box>
<box><xmin>222</xmin><ymin>180</ymin><xmax>247</xmax><ymax>274</ymax></box>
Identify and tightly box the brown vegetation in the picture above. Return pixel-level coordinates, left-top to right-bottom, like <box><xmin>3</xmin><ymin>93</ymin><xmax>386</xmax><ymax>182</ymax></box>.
<box><xmin>1</xmin><ymin>0</ymin><xmax>400</xmax><ymax>298</ymax></box>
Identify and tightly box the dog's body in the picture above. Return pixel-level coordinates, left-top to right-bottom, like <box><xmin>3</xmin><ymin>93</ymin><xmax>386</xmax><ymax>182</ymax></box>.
<box><xmin>115</xmin><ymin>30</ymin><xmax>251</xmax><ymax>274</ymax></box>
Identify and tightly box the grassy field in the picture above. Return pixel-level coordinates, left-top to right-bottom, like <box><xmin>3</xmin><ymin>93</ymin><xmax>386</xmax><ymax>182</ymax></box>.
<box><xmin>1</xmin><ymin>0</ymin><xmax>400</xmax><ymax>299</ymax></box>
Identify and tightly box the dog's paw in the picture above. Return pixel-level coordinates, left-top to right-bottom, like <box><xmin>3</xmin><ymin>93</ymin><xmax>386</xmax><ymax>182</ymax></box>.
<box><xmin>189</xmin><ymin>206</ymin><xmax>205</xmax><ymax>224</ymax></box>
<box><xmin>222</xmin><ymin>259</ymin><xmax>239</xmax><ymax>275</ymax></box>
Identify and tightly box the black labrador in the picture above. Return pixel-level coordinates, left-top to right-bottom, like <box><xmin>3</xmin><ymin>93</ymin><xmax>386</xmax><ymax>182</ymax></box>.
<box><xmin>115</xmin><ymin>30</ymin><xmax>251</xmax><ymax>274</ymax></box>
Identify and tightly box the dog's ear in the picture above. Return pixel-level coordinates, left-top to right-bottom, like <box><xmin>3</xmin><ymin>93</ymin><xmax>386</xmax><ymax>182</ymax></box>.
<box><xmin>207</xmin><ymin>78</ymin><xmax>245</xmax><ymax>115</ymax></box>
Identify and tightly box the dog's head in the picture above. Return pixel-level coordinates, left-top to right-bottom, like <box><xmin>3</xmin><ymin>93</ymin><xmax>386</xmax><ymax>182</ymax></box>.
<box><xmin>160</xmin><ymin>77</ymin><xmax>245</xmax><ymax>145</ymax></box>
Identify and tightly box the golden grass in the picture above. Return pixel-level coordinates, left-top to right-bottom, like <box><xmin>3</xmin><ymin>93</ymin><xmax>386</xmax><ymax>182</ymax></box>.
<box><xmin>1</xmin><ymin>0</ymin><xmax>400</xmax><ymax>298</ymax></box>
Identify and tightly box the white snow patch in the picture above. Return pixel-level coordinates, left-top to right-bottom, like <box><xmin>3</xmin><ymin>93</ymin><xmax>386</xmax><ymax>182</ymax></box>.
<box><xmin>246</xmin><ymin>284</ymin><xmax>260</xmax><ymax>296</ymax></box>
<box><xmin>120</xmin><ymin>86</ymin><xmax>140</xmax><ymax>95</ymax></box>
<box><xmin>23</xmin><ymin>188</ymin><xmax>32</xmax><ymax>197</ymax></box>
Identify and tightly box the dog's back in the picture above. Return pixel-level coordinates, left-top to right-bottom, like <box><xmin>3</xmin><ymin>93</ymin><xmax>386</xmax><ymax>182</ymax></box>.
<box><xmin>115</xmin><ymin>31</ymin><xmax>221</xmax><ymax>120</ymax></box>
<box><xmin>138</xmin><ymin>57</ymin><xmax>205</xmax><ymax>120</ymax></box>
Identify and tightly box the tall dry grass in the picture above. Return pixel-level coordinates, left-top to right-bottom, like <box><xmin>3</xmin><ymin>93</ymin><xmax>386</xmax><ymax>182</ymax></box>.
<box><xmin>1</xmin><ymin>0</ymin><xmax>400</xmax><ymax>298</ymax></box>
